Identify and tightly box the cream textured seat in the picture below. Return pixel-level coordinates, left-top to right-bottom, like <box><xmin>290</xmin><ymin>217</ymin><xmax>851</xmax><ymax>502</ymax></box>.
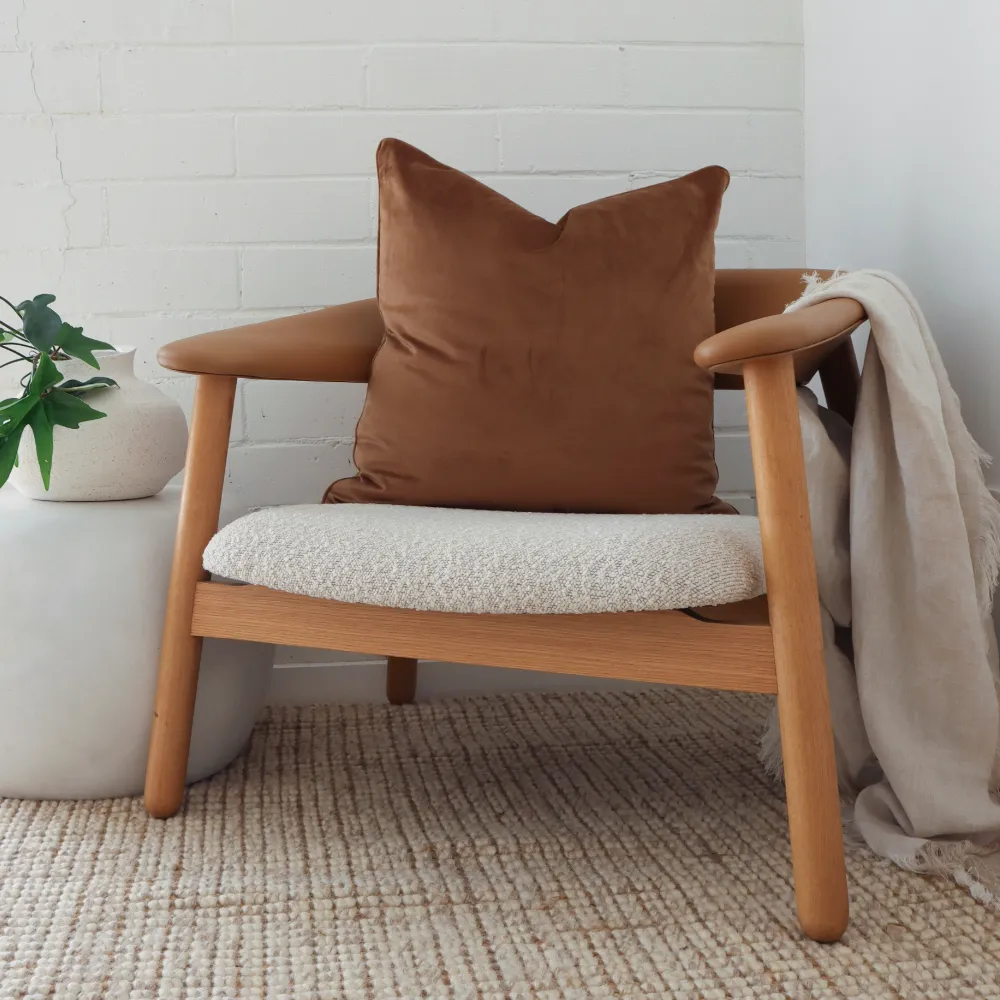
<box><xmin>203</xmin><ymin>504</ymin><xmax>765</xmax><ymax>615</ymax></box>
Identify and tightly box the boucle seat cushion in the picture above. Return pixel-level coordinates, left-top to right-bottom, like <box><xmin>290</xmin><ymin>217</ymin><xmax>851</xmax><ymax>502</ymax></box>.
<box><xmin>203</xmin><ymin>504</ymin><xmax>765</xmax><ymax>615</ymax></box>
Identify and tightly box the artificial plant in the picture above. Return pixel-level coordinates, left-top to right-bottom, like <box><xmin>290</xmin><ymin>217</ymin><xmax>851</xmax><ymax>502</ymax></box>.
<box><xmin>0</xmin><ymin>294</ymin><xmax>118</xmax><ymax>491</ymax></box>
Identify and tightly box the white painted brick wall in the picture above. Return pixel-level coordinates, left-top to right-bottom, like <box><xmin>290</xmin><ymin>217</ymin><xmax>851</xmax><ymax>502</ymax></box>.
<box><xmin>55</xmin><ymin>115</ymin><xmax>236</xmax><ymax>179</ymax></box>
<box><xmin>1</xmin><ymin>0</ymin><xmax>802</xmax><ymax>701</ymax></box>
<box><xmin>106</xmin><ymin>179</ymin><xmax>374</xmax><ymax>244</ymax></box>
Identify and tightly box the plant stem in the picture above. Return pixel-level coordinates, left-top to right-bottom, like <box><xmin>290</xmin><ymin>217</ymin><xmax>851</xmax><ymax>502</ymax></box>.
<box><xmin>0</xmin><ymin>296</ymin><xmax>22</xmax><ymax>321</ymax></box>
<box><xmin>0</xmin><ymin>343</ymin><xmax>32</xmax><ymax>361</ymax></box>
<box><xmin>0</xmin><ymin>356</ymin><xmax>30</xmax><ymax>370</ymax></box>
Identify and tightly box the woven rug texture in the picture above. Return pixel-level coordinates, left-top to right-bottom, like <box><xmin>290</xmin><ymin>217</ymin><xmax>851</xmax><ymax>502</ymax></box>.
<box><xmin>1</xmin><ymin>688</ymin><xmax>999</xmax><ymax>999</ymax></box>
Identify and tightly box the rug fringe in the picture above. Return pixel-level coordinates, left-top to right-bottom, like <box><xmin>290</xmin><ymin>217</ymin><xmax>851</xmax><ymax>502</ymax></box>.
<box><xmin>893</xmin><ymin>841</ymin><xmax>1000</xmax><ymax>910</ymax></box>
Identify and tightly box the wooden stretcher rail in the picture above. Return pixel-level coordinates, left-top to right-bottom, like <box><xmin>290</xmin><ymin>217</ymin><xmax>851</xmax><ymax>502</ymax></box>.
<box><xmin>192</xmin><ymin>582</ymin><xmax>778</xmax><ymax>694</ymax></box>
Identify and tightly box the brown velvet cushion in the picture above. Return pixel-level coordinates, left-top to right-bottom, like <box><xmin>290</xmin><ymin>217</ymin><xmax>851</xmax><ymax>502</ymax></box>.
<box><xmin>326</xmin><ymin>139</ymin><xmax>732</xmax><ymax>514</ymax></box>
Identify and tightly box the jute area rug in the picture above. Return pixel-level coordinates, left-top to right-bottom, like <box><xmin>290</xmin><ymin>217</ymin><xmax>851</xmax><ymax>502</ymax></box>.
<box><xmin>1</xmin><ymin>689</ymin><xmax>998</xmax><ymax>999</ymax></box>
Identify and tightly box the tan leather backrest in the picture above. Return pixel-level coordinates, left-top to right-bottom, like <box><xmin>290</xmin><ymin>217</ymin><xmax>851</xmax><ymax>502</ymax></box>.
<box><xmin>715</xmin><ymin>269</ymin><xmax>833</xmax><ymax>332</ymax></box>
<box><xmin>713</xmin><ymin>268</ymin><xmax>859</xmax><ymax>423</ymax></box>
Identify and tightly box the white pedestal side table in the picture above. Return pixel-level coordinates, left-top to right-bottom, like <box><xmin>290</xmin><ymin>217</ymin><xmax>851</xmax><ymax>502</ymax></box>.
<box><xmin>0</xmin><ymin>485</ymin><xmax>272</xmax><ymax>799</ymax></box>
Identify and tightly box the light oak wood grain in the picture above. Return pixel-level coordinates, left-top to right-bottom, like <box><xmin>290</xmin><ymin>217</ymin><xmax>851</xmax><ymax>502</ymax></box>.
<box><xmin>144</xmin><ymin>374</ymin><xmax>236</xmax><ymax>819</ymax></box>
<box><xmin>191</xmin><ymin>583</ymin><xmax>778</xmax><ymax>694</ymax></box>
<box><xmin>744</xmin><ymin>354</ymin><xmax>848</xmax><ymax>942</ymax></box>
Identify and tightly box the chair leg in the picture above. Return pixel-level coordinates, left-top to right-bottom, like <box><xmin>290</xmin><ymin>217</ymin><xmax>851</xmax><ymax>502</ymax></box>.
<box><xmin>386</xmin><ymin>656</ymin><xmax>418</xmax><ymax>705</ymax></box>
<box><xmin>773</xmin><ymin>646</ymin><xmax>848</xmax><ymax>942</ymax></box>
<box><xmin>744</xmin><ymin>355</ymin><xmax>848</xmax><ymax>943</ymax></box>
<box><xmin>145</xmin><ymin>375</ymin><xmax>236</xmax><ymax>819</ymax></box>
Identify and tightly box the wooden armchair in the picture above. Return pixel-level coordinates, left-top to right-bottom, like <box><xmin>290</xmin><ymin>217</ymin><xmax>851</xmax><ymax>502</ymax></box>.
<box><xmin>144</xmin><ymin>268</ymin><xmax>865</xmax><ymax>942</ymax></box>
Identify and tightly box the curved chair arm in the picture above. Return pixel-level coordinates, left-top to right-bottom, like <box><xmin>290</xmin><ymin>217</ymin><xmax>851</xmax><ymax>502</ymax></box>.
<box><xmin>157</xmin><ymin>299</ymin><xmax>385</xmax><ymax>382</ymax></box>
<box><xmin>696</xmin><ymin>297</ymin><xmax>866</xmax><ymax>381</ymax></box>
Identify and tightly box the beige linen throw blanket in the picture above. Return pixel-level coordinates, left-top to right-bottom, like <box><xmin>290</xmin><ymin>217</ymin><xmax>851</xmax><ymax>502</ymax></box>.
<box><xmin>764</xmin><ymin>269</ymin><xmax>1000</xmax><ymax>904</ymax></box>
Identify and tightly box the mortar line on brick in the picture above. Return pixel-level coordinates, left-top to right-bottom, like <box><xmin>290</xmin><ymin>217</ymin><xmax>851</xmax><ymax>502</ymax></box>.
<box><xmin>97</xmin><ymin>102</ymin><xmax>799</xmax><ymax>113</ymax></box>
<box><xmin>97</xmin><ymin>171</ymin><xmax>803</xmax><ymax>183</ymax></box>
<box><xmin>104</xmin><ymin>174</ymin><xmax>803</xmax><ymax>184</ymax></box>
<box><xmin>227</xmin><ymin>106</ymin><xmax>801</xmax><ymax>117</ymax></box>
<box><xmin>617</xmin><ymin>44</ymin><xmax>630</xmax><ymax>106</ymax></box>
<box><xmin>214</xmin><ymin>172</ymin><xmax>805</xmax><ymax>183</ymax></box>
<box><xmin>110</xmin><ymin>40</ymin><xmax>802</xmax><ymax>51</ymax></box>
<box><xmin>97</xmin><ymin>49</ymin><xmax>104</xmax><ymax>112</ymax></box>
<box><xmin>100</xmin><ymin>186</ymin><xmax>109</xmax><ymax>246</ymax></box>
<box><xmin>107</xmin><ymin>240</ymin><xmax>798</xmax><ymax>253</ymax></box>
<box><xmin>230</xmin><ymin>438</ymin><xmax>356</xmax><ymax>452</ymax></box>
<box><xmin>362</xmin><ymin>45</ymin><xmax>372</xmax><ymax>108</ymax></box>
<box><xmin>239</xmin><ymin>380</ymin><xmax>248</xmax><ymax>443</ymax></box>
<box><xmin>88</xmin><ymin>237</ymin><xmax>793</xmax><ymax>252</ymax></box>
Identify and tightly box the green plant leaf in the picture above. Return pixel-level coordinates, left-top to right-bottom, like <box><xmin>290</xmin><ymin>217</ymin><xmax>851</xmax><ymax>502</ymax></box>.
<box><xmin>0</xmin><ymin>423</ymin><xmax>26</xmax><ymax>490</ymax></box>
<box><xmin>26</xmin><ymin>400</ymin><xmax>53</xmax><ymax>490</ymax></box>
<box><xmin>19</xmin><ymin>296</ymin><xmax>63</xmax><ymax>353</ymax></box>
<box><xmin>0</xmin><ymin>331</ymin><xmax>19</xmax><ymax>344</ymax></box>
<box><xmin>28</xmin><ymin>353</ymin><xmax>63</xmax><ymax>396</ymax></box>
<box><xmin>16</xmin><ymin>294</ymin><xmax>55</xmax><ymax>311</ymax></box>
<box><xmin>0</xmin><ymin>394</ymin><xmax>39</xmax><ymax>434</ymax></box>
<box><xmin>59</xmin><ymin>375</ymin><xmax>118</xmax><ymax>394</ymax></box>
<box><xmin>44</xmin><ymin>389</ymin><xmax>107</xmax><ymax>430</ymax></box>
<box><xmin>56</xmin><ymin>324</ymin><xmax>115</xmax><ymax>369</ymax></box>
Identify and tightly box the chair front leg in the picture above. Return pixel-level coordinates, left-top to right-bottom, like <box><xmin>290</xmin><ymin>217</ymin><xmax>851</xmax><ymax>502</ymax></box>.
<box><xmin>744</xmin><ymin>354</ymin><xmax>848</xmax><ymax>942</ymax></box>
<box><xmin>145</xmin><ymin>374</ymin><xmax>236</xmax><ymax>819</ymax></box>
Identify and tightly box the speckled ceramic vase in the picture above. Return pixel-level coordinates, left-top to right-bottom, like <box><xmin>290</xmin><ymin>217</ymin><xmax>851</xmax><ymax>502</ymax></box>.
<box><xmin>9</xmin><ymin>347</ymin><xmax>188</xmax><ymax>502</ymax></box>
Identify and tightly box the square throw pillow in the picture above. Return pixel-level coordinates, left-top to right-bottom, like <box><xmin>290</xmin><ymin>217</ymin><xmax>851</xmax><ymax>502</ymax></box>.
<box><xmin>326</xmin><ymin>138</ymin><xmax>732</xmax><ymax>515</ymax></box>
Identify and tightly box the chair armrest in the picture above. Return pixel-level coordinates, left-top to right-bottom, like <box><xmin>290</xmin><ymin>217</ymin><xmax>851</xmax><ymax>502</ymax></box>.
<box><xmin>156</xmin><ymin>299</ymin><xmax>385</xmax><ymax>381</ymax></box>
<box><xmin>695</xmin><ymin>297</ymin><xmax>866</xmax><ymax>381</ymax></box>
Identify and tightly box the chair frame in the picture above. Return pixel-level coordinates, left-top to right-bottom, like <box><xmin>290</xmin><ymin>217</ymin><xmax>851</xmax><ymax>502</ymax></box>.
<box><xmin>144</xmin><ymin>269</ymin><xmax>865</xmax><ymax>943</ymax></box>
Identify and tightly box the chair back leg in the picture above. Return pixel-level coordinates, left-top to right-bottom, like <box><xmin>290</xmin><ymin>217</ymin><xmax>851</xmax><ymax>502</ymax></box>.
<box><xmin>145</xmin><ymin>374</ymin><xmax>236</xmax><ymax>818</ymax></box>
<box><xmin>386</xmin><ymin>656</ymin><xmax>418</xmax><ymax>704</ymax></box>
<box><xmin>744</xmin><ymin>355</ymin><xmax>849</xmax><ymax>942</ymax></box>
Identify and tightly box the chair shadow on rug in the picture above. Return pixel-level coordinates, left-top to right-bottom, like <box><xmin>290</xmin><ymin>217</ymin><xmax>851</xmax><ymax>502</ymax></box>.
<box><xmin>143</xmin><ymin>268</ymin><xmax>866</xmax><ymax>943</ymax></box>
